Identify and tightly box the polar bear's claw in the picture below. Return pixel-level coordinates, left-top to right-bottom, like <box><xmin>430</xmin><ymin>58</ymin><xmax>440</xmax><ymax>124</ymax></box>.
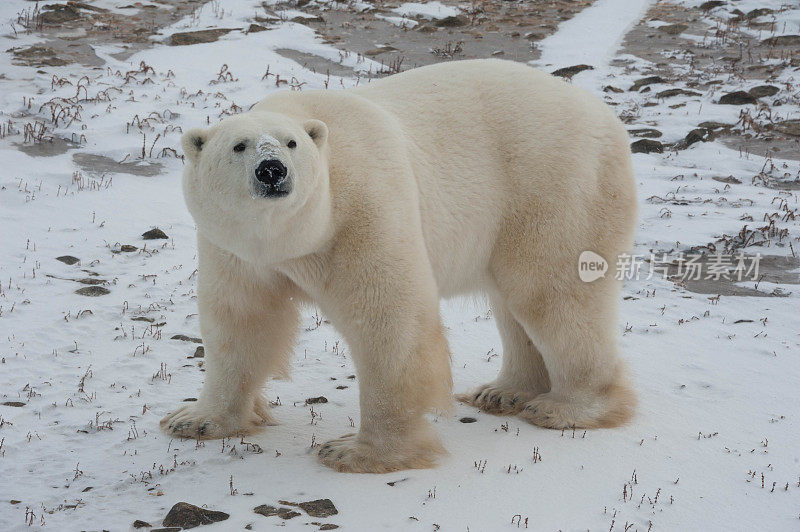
<box><xmin>456</xmin><ymin>382</ymin><xmax>538</xmax><ymax>416</ymax></box>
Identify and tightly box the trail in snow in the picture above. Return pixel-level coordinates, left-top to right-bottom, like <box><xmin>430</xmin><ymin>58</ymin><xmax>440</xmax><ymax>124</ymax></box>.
<box><xmin>534</xmin><ymin>0</ymin><xmax>654</xmax><ymax>88</ymax></box>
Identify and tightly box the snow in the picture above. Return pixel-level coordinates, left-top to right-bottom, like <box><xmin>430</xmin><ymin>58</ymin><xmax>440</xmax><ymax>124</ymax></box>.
<box><xmin>1</xmin><ymin>0</ymin><xmax>799</xmax><ymax>530</ymax></box>
<box><xmin>391</xmin><ymin>1</ymin><xmax>461</xmax><ymax>20</ymax></box>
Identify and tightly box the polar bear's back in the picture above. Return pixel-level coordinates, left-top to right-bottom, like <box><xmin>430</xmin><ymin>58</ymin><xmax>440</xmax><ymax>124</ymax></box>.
<box><xmin>353</xmin><ymin>59</ymin><xmax>636</xmax><ymax>295</ymax></box>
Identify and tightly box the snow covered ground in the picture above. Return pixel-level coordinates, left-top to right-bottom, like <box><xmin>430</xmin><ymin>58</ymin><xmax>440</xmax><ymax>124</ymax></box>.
<box><xmin>1</xmin><ymin>0</ymin><xmax>799</xmax><ymax>530</ymax></box>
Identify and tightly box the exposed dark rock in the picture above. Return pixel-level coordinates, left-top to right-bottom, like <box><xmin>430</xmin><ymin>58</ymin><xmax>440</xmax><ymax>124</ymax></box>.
<box><xmin>183</xmin><ymin>397</ymin><xmax>198</xmax><ymax>402</ymax></box>
<box><xmin>746</xmin><ymin>8</ymin><xmax>773</xmax><ymax>19</ymax></box>
<box><xmin>335</xmin><ymin>385</ymin><xmax>348</xmax><ymax>389</ymax></box>
<box><xmin>76</xmin><ymin>277</ymin><xmax>106</xmax><ymax>285</ymax></box>
<box><xmin>459</xmin><ymin>416</ymin><xmax>477</xmax><ymax>423</ymax></box>
<box><xmin>253</xmin><ymin>505</ymin><xmax>300</xmax><ymax>519</ymax></box>
<box><xmin>169</xmin><ymin>29</ymin><xmax>235</xmax><ymax>46</ymax></box>
<box><xmin>631</xmin><ymin>139</ymin><xmax>664</xmax><ymax>154</ymax></box>
<box><xmin>171</xmin><ymin>334</ymin><xmax>202</xmax><ymax>343</ymax></box>
<box><xmin>306</xmin><ymin>396</ymin><xmax>328</xmax><ymax>404</ymax></box>
<box><xmin>656</xmin><ymin>88</ymin><xmax>701</xmax><ymax>98</ymax></box>
<box><xmin>698</xmin><ymin>121</ymin><xmax>732</xmax><ymax>130</ymax></box>
<box><xmin>630</xmin><ymin>76</ymin><xmax>664</xmax><ymax>91</ymax></box>
<box><xmin>248</xmin><ymin>24</ymin><xmax>268</xmax><ymax>33</ymax></box>
<box><xmin>317</xmin><ymin>524</ymin><xmax>339</xmax><ymax>530</ymax></box>
<box><xmin>192</xmin><ymin>346</ymin><xmax>205</xmax><ymax>358</ymax></box>
<box><xmin>40</xmin><ymin>4</ymin><xmax>83</xmax><ymax>24</ymax></box>
<box><xmin>142</xmin><ymin>228</ymin><xmax>168</xmax><ymax>240</ymax></box>
<box><xmin>2</xmin><ymin>401</ymin><xmax>25</xmax><ymax>407</ymax></box>
<box><xmin>132</xmin><ymin>519</ymin><xmax>151</xmax><ymax>528</ymax></box>
<box><xmin>76</xmin><ymin>286</ymin><xmax>110</xmax><ymax>296</ymax></box>
<box><xmin>435</xmin><ymin>16</ymin><xmax>468</xmax><ymax>27</ymax></box>
<box><xmin>683</xmin><ymin>128</ymin><xmax>712</xmax><ymax>147</ymax></box>
<box><xmin>749</xmin><ymin>85</ymin><xmax>779</xmax><ymax>98</ymax></box>
<box><xmin>57</xmin><ymin>255</ymin><xmax>80</xmax><ymax>265</ymax></box>
<box><xmin>603</xmin><ymin>85</ymin><xmax>623</xmax><ymax>93</ymax></box>
<box><xmin>162</xmin><ymin>502</ymin><xmax>229</xmax><ymax>529</ymax></box>
<box><xmin>120</xmin><ymin>245</ymin><xmax>138</xmax><ymax>252</ymax></box>
<box><xmin>698</xmin><ymin>1</ymin><xmax>725</xmax><ymax>10</ymax></box>
<box><xmin>628</xmin><ymin>128</ymin><xmax>663</xmax><ymax>138</ymax></box>
<box><xmin>131</xmin><ymin>316</ymin><xmax>155</xmax><ymax>322</ymax></box>
<box><xmin>551</xmin><ymin>64</ymin><xmax>593</xmax><ymax>78</ymax></box>
<box><xmin>713</xmin><ymin>176</ymin><xmax>742</xmax><ymax>184</ymax></box>
<box><xmin>718</xmin><ymin>91</ymin><xmax>756</xmax><ymax>105</ymax></box>
<box><xmin>279</xmin><ymin>499</ymin><xmax>338</xmax><ymax>518</ymax></box>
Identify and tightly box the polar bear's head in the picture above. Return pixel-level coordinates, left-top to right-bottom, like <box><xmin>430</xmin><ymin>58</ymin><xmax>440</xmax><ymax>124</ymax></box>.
<box><xmin>181</xmin><ymin>111</ymin><xmax>331</xmax><ymax>263</ymax></box>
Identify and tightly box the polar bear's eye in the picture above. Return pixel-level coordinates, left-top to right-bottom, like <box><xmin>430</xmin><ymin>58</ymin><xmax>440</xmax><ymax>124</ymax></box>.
<box><xmin>287</xmin><ymin>140</ymin><xmax>297</xmax><ymax>149</ymax></box>
<box><xmin>233</xmin><ymin>142</ymin><xmax>246</xmax><ymax>153</ymax></box>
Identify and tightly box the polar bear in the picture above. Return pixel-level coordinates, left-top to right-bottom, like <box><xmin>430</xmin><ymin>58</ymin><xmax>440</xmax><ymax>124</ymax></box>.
<box><xmin>160</xmin><ymin>59</ymin><xmax>637</xmax><ymax>473</ymax></box>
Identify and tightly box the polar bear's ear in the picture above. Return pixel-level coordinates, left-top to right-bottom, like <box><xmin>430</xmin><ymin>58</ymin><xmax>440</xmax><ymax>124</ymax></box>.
<box><xmin>181</xmin><ymin>128</ymin><xmax>209</xmax><ymax>163</ymax></box>
<box><xmin>303</xmin><ymin>119</ymin><xmax>328</xmax><ymax>147</ymax></box>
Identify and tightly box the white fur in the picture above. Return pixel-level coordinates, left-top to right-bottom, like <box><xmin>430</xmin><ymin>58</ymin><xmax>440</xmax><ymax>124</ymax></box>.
<box><xmin>163</xmin><ymin>59</ymin><xmax>638</xmax><ymax>473</ymax></box>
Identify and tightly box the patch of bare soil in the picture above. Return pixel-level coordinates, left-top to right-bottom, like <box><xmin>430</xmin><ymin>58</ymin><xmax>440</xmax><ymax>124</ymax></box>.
<box><xmin>616</xmin><ymin>2</ymin><xmax>800</xmax><ymax>160</ymax></box>
<box><xmin>268</xmin><ymin>0</ymin><xmax>593</xmax><ymax>75</ymax></box>
<box><xmin>9</xmin><ymin>0</ymin><xmax>207</xmax><ymax>68</ymax></box>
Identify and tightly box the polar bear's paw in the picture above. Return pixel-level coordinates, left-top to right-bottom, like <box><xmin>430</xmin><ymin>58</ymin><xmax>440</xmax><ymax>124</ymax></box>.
<box><xmin>159</xmin><ymin>396</ymin><xmax>274</xmax><ymax>439</ymax></box>
<box><xmin>519</xmin><ymin>384</ymin><xmax>635</xmax><ymax>429</ymax></box>
<box><xmin>455</xmin><ymin>383</ymin><xmax>538</xmax><ymax>416</ymax></box>
<box><xmin>317</xmin><ymin>433</ymin><xmax>444</xmax><ymax>473</ymax></box>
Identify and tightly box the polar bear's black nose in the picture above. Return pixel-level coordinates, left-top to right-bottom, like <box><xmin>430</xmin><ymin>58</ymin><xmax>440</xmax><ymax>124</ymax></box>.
<box><xmin>255</xmin><ymin>159</ymin><xmax>287</xmax><ymax>186</ymax></box>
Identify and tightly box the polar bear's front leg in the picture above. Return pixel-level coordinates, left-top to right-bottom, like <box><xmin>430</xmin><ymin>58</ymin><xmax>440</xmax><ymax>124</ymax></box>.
<box><xmin>160</xmin><ymin>237</ymin><xmax>300</xmax><ymax>439</ymax></box>
<box><xmin>314</xmin><ymin>247</ymin><xmax>453</xmax><ymax>473</ymax></box>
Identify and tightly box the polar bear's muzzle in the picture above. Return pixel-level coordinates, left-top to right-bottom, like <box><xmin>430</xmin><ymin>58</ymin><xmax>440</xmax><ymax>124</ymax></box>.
<box><xmin>253</xmin><ymin>158</ymin><xmax>291</xmax><ymax>198</ymax></box>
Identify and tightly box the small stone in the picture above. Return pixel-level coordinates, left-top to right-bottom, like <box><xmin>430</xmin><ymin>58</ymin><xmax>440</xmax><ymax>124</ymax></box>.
<box><xmin>171</xmin><ymin>334</ymin><xmax>202</xmax><ymax>343</ymax></box>
<box><xmin>551</xmin><ymin>64</ymin><xmax>593</xmax><ymax>79</ymax></box>
<box><xmin>76</xmin><ymin>286</ymin><xmax>110</xmax><ymax>296</ymax></box>
<box><xmin>183</xmin><ymin>397</ymin><xmax>198</xmax><ymax>402</ymax></box>
<box><xmin>718</xmin><ymin>91</ymin><xmax>756</xmax><ymax>105</ymax></box>
<box><xmin>459</xmin><ymin>416</ymin><xmax>477</xmax><ymax>423</ymax></box>
<box><xmin>120</xmin><ymin>245</ymin><xmax>138</xmax><ymax>252</ymax></box>
<box><xmin>162</xmin><ymin>502</ymin><xmax>229</xmax><ymax>528</ymax></box>
<box><xmin>746</xmin><ymin>8</ymin><xmax>773</xmax><ymax>19</ymax></box>
<box><xmin>603</xmin><ymin>85</ymin><xmax>623</xmax><ymax>93</ymax></box>
<box><xmin>131</xmin><ymin>316</ymin><xmax>155</xmax><ymax>322</ymax></box>
<box><xmin>306</xmin><ymin>396</ymin><xmax>328</xmax><ymax>404</ymax></box>
<box><xmin>630</xmin><ymin>139</ymin><xmax>664</xmax><ymax>154</ymax></box>
<box><xmin>169</xmin><ymin>29</ymin><xmax>234</xmax><ymax>46</ymax></box>
<box><xmin>712</xmin><ymin>176</ymin><xmax>741</xmax><ymax>184</ymax></box>
<box><xmin>630</xmin><ymin>76</ymin><xmax>664</xmax><ymax>91</ymax></box>
<box><xmin>2</xmin><ymin>401</ymin><xmax>25</xmax><ymax>407</ymax></box>
<box><xmin>435</xmin><ymin>15</ymin><xmax>467</xmax><ymax>27</ymax></box>
<box><xmin>248</xmin><ymin>24</ymin><xmax>267</xmax><ymax>33</ymax></box>
<box><xmin>133</xmin><ymin>520</ymin><xmax>151</xmax><ymax>528</ymax></box>
<box><xmin>656</xmin><ymin>88</ymin><xmax>701</xmax><ymax>99</ymax></box>
<box><xmin>319</xmin><ymin>525</ymin><xmax>339</xmax><ymax>530</ymax></box>
<box><xmin>77</xmin><ymin>278</ymin><xmax>106</xmax><ymax>285</ymax></box>
<box><xmin>192</xmin><ymin>346</ymin><xmax>205</xmax><ymax>358</ymax></box>
<box><xmin>628</xmin><ymin>128</ymin><xmax>663</xmax><ymax>138</ymax></box>
<box><xmin>253</xmin><ymin>505</ymin><xmax>300</xmax><ymax>519</ymax></box>
<box><xmin>284</xmin><ymin>499</ymin><xmax>338</xmax><ymax>518</ymax></box>
<box><xmin>658</xmin><ymin>23</ymin><xmax>688</xmax><ymax>35</ymax></box>
<box><xmin>749</xmin><ymin>85</ymin><xmax>779</xmax><ymax>98</ymax></box>
<box><xmin>56</xmin><ymin>255</ymin><xmax>80</xmax><ymax>265</ymax></box>
<box><xmin>151</xmin><ymin>528</ymin><xmax>181</xmax><ymax>532</ymax></box>
<box><xmin>142</xmin><ymin>228</ymin><xmax>169</xmax><ymax>240</ymax></box>
<box><xmin>698</xmin><ymin>1</ymin><xmax>725</xmax><ymax>10</ymax></box>
<box><xmin>697</xmin><ymin>121</ymin><xmax>731</xmax><ymax>130</ymax></box>
<box><xmin>335</xmin><ymin>385</ymin><xmax>348</xmax><ymax>390</ymax></box>
<box><xmin>684</xmin><ymin>128</ymin><xmax>712</xmax><ymax>146</ymax></box>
